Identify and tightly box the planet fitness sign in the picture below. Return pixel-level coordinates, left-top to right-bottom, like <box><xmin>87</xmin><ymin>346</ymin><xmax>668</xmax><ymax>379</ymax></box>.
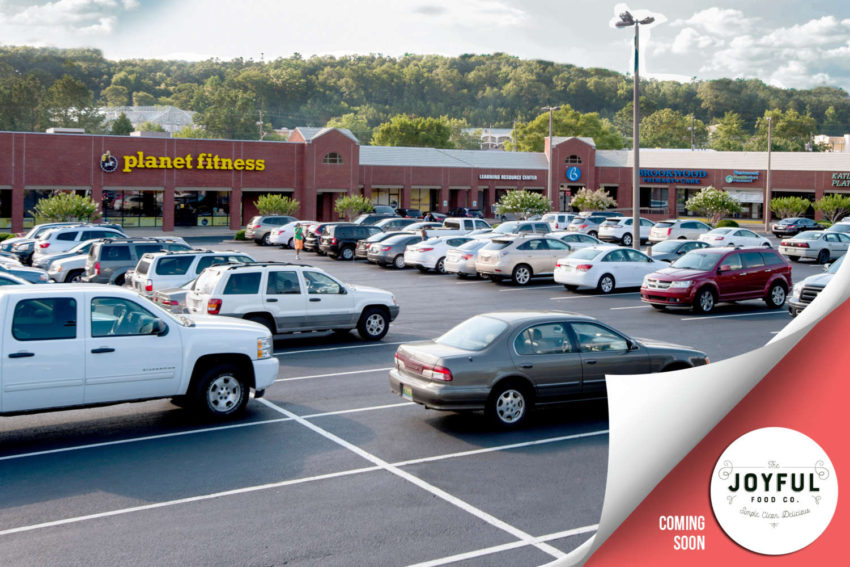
<box><xmin>640</xmin><ymin>169</ymin><xmax>707</xmax><ymax>185</ymax></box>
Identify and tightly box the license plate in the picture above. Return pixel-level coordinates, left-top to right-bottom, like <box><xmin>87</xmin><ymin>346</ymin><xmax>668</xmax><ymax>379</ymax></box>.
<box><xmin>402</xmin><ymin>385</ymin><xmax>413</xmax><ymax>401</ymax></box>
<box><xmin>564</xmin><ymin>265</ymin><xmax>573</xmax><ymax>271</ymax></box>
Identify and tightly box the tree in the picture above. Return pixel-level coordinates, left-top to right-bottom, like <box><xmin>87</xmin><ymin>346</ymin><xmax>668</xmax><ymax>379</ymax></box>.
<box><xmin>709</xmin><ymin>112</ymin><xmax>748</xmax><ymax>151</ymax></box>
<box><xmin>334</xmin><ymin>195</ymin><xmax>374</xmax><ymax>220</ymax></box>
<box><xmin>445</xmin><ymin>117</ymin><xmax>480</xmax><ymax>149</ymax></box>
<box><xmin>494</xmin><ymin>190</ymin><xmax>551</xmax><ymax>219</ymax></box>
<box><xmin>813</xmin><ymin>194</ymin><xmax>850</xmax><ymax>224</ymax></box>
<box><xmin>132</xmin><ymin>91</ymin><xmax>156</xmax><ymax>106</ymax></box>
<box><xmin>745</xmin><ymin>108</ymin><xmax>817</xmax><ymax>152</ymax></box>
<box><xmin>254</xmin><ymin>194</ymin><xmax>300</xmax><ymax>216</ymax></box>
<box><xmin>770</xmin><ymin>196</ymin><xmax>811</xmax><ymax>219</ymax></box>
<box><xmin>508</xmin><ymin>105</ymin><xmax>624</xmax><ymax>152</ymax></box>
<box><xmin>569</xmin><ymin>187</ymin><xmax>617</xmax><ymax>212</ymax></box>
<box><xmin>172</xmin><ymin>125</ymin><xmax>213</xmax><ymax>139</ymax></box>
<box><xmin>31</xmin><ymin>192</ymin><xmax>100</xmax><ymax>222</ymax></box>
<box><xmin>136</xmin><ymin>120</ymin><xmax>165</xmax><ymax>132</ymax></box>
<box><xmin>371</xmin><ymin>114</ymin><xmax>453</xmax><ymax>148</ymax></box>
<box><xmin>102</xmin><ymin>85</ymin><xmax>129</xmax><ymax>106</ymax></box>
<box><xmin>684</xmin><ymin>186</ymin><xmax>742</xmax><ymax>226</ymax></box>
<box><xmin>326</xmin><ymin>112</ymin><xmax>373</xmax><ymax>144</ymax></box>
<box><xmin>193</xmin><ymin>77</ymin><xmax>258</xmax><ymax>139</ymax></box>
<box><xmin>43</xmin><ymin>74</ymin><xmax>104</xmax><ymax>132</ymax></box>
<box><xmin>110</xmin><ymin>112</ymin><xmax>133</xmax><ymax>135</ymax></box>
<box><xmin>640</xmin><ymin>109</ymin><xmax>707</xmax><ymax>149</ymax></box>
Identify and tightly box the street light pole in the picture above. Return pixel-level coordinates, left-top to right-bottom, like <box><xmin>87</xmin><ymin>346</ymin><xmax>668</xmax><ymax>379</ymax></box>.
<box><xmin>617</xmin><ymin>11</ymin><xmax>654</xmax><ymax>249</ymax></box>
<box><xmin>541</xmin><ymin>105</ymin><xmax>561</xmax><ymax>209</ymax></box>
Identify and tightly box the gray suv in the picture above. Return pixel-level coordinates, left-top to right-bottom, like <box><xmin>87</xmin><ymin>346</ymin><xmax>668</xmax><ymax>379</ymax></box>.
<box><xmin>245</xmin><ymin>215</ymin><xmax>297</xmax><ymax>245</ymax></box>
<box><xmin>82</xmin><ymin>237</ymin><xmax>191</xmax><ymax>285</ymax></box>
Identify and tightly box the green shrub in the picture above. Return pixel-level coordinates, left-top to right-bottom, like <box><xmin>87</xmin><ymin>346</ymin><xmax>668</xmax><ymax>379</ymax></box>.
<box><xmin>235</xmin><ymin>229</ymin><xmax>246</xmax><ymax>240</ymax></box>
<box><xmin>255</xmin><ymin>194</ymin><xmax>300</xmax><ymax>216</ymax></box>
<box><xmin>0</xmin><ymin>233</ymin><xmax>14</xmax><ymax>241</ymax></box>
<box><xmin>31</xmin><ymin>192</ymin><xmax>100</xmax><ymax>222</ymax></box>
<box><xmin>715</xmin><ymin>219</ymin><xmax>739</xmax><ymax>228</ymax></box>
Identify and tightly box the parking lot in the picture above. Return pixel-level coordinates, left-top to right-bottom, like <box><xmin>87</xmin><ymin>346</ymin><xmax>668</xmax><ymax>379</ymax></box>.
<box><xmin>0</xmin><ymin>236</ymin><xmax>824</xmax><ymax>566</ymax></box>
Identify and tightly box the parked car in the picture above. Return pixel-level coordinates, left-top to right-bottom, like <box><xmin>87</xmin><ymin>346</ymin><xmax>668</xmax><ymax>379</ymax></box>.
<box><xmin>0</xmin><ymin>264</ymin><xmax>48</xmax><ymax>283</ymax></box>
<box><xmin>131</xmin><ymin>250</ymin><xmax>255</xmax><ymax>297</ymax></box>
<box><xmin>82</xmin><ymin>237</ymin><xmax>191</xmax><ymax>285</ymax></box>
<box><xmin>0</xmin><ymin>284</ymin><xmax>277</xmax><ymax>419</ymax></box>
<box><xmin>7</xmin><ymin>223</ymin><xmax>125</xmax><ymax>265</ymax></box>
<box><xmin>778</xmin><ymin>230</ymin><xmax>850</xmax><ymax>264</ymax></box>
<box><xmin>475</xmin><ymin>235</ymin><xmax>572</xmax><ymax>285</ymax></box>
<box><xmin>352</xmin><ymin>213</ymin><xmax>397</xmax><ymax>225</ymax></box>
<box><xmin>153</xmin><ymin>279</ymin><xmax>199</xmax><ymax>314</ymax></box>
<box><xmin>648</xmin><ymin>239</ymin><xmax>711</xmax><ymax>263</ymax></box>
<box><xmin>320</xmin><ymin>224</ymin><xmax>384</xmax><ymax>260</ymax></box>
<box><xmin>771</xmin><ymin>217</ymin><xmax>820</xmax><ymax>237</ymax></box>
<box><xmin>305</xmin><ymin>222</ymin><xmax>354</xmax><ymax>254</ymax></box>
<box><xmin>578</xmin><ymin>210</ymin><xmax>623</xmax><ymax>219</ymax></box>
<box><xmin>598</xmin><ymin>217</ymin><xmax>655</xmax><ymax>246</ymax></box>
<box><xmin>825</xmin><ymin>221</ymin><xmax>850</xmax><ymax>235</ymax></box>
<box><xmin>648</xmin><ymin>219</ymin><xmax>713</xmax><ymax>243</ymax></box>
<box><xmin>372</xmin><ymin>205</ymin><xmax>397</xmax><ymax>216</ymax></box>
<box><xmin>548</xmin><ymin>232</ymin><xmax>604</xmax><ymax>252</ymax></box>
<box><xmin>1</xmin><ymin>222</ymin><xmax>82</xmax><ymax>257</ymax></box>
<box><xmin>448</xmin><ymin>207</ymin><xmax>485</xmax><ymax>218</ymax></box>
<box><xmin>640</xmin><ymin>247</ymin><xmax>792</xmax><ymax>313</ymax></box>
<box><xmin>46</xmin><ymin>240</ymin><xmax>108</xmax><ymax>283</ymax></box>
<box><xmin>698</xmin><ymin>227</ymin><xmax>771</xmax><ymax>248</ymax></box>
<box><xmin>425</xmin><ymin>212</ymin><xmax>447</xmax><ymax>222</ymax></box>
<box><xmin>541</xmin><ymin>213</ymin><xmax>579</xmax><ymax>231</ymax></box>
<box><xmin>32</xmin><ymin>225</ymin><xmax>127</xmax><ymax>268</ymax></box>
<box><xmin>404</xmin><ymin>236</ymin><xmax>473</xmax><ymax>273</ymax></box>
<box><xmin>554</xmin><ymin>246</ymin><xmax>666</xmax><ymax>293</ymax></box>
<box><xmin>566</xmin><ymin>215</ymin><xmax>607</xmax><ymax>238</ymax></box>
<box><xmin>444</xmin><ymin>239</ymin><xmax>492</xmax><ymax>278</ymax></box>
<box><xmin>491</xmin><ymin>221</ymin><xmax>551</xmax><ymax>236</ymax></box>
<box><xmin>440</xmin><ymin>218</ymin><xmax>492</xmax><ymax>233</ymax></box>
<box><xmin>245</xmin><ymin>215</ymin><xmax>298</xmax><ymax>245</ymax></box>
<box><xmin>404</xmin><ymin>221</ymin><xmax>443</xmax><ymax>233</ymax></box>
<box><xmin>395</xmin><ymin>208</ymin><xmax>423</xmax><ymax>219</ymax></box>
<box><xmin>788</xmin><ymin>256</ymin><xmax>843</xmax><ymax>317</ymax></box>
<box><xmin>186</xmin><ymin>262</ymin><xmax>399</xmax><ymax>341</ymax></box>
<box><xmin>355</xmin><ymin>231</ymin><xmax>409</xmax><ymax>260</ymax></box>
<box><xmin>366</xmin><ymin>233</ymin><xmax>424</xmax><ymax>268</ymax></box>
<box><xmin>0</xmin><ymin>272</ymin><xmax>32</xmax><ymax>286</ymax></box>
<box><xmin>389</xmin><ymin>311</ymin><xmax>709</xmax><ymax>427</ymax></box>
<box><xmin>269</xmin><ymin>220</ymin><xmax>317</xmax><ymax>248</ymax></box>
<box><xmin>373</xmin><ymin>217</ymin><xmax>419</xmax><ymax>232</ymax></box>
<box><xmin>39</xmin><ymin>239</ymin><xmax>113</xmax><ymax>275</ymax></box>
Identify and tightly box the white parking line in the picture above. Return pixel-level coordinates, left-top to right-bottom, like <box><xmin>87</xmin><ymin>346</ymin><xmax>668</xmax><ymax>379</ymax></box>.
<box><xmin>550</xmin><ymin>292</ymin><xmax>641</xmax><ymax>301</ymax></box>
<box><xmin>406</xmin><ymin>523</ymin><xmax>599</xmax><ymax>567</ymax></box>
<box><xmin>680</xmin><ymin>311</ymin><xmax>790</xmax><ymax>321</ymax></box>
<box><xmin>276</xmin><ymin>367</ymin><xmax>392</xmax><ymax>382</ymax></box>
<box><xmin>275</xmin><ymin>341</ymin><xmax>404</xmax><ymax>355</ymax></box>
<box><xmin>499</xmin><ymin>285</ymin><xmax>563</xmax><ymax>292</ymax></box>
<box><xmin>609</xmin><ymin>305</ymin><xmax>649</xmax><ymax>310</ymax></box>
<box><xmin>257</xmin><ymin>398</ymin><xmax>566</xmax><ymax>560</ymax></box>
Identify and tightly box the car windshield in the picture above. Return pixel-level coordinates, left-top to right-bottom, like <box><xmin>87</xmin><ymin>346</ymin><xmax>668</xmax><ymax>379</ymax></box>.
<box><xmin>493</xmin><ymin>222</ymin><xmax>520</xmax><ymax>234</ymax></box>
<box><xmin>707</xmin><ymin>228</ymin><xmax>733</xmax><ymax>235</ymax></box>
<box><xmin>458</xmin><ymin>239</ymin><xmax>488</xmax><ymax>251</ymax></box>
<box><xmin>654</xmin><ymin>221</ymin><xmax>674</xmax><ymax>228</ymax></box>
<box><xmin>794</xmin><ymin>231</ymin><xmax>823</xmax><ymax>240</ymax></box>
<box><xmin>652</xmin><ymin>240</ymin><xmax>683</xmax><ymax>253</ymax></box>
<box><xmin>482</xmin><ymin>240</ymin><xmax>512</xmax><ymax>250</ymax></box>
<box><xmin>570</xmin><ymin>247</ymin><xmax>605</xmax><ymax>260</ymax></box>
<box><xmin>435</xmin><ymin>315</ymin><xmax>509</xmax><ymax>351</ymax></box>
<box><xmin>671</xmin><ymin>252</ymin><xmax>721</xmax><ymax>271</ymax></box>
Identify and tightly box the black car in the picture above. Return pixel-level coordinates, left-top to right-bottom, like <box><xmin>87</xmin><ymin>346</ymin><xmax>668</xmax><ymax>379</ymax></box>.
<box><xmin>352</xmin><ymin>213</ymin><xmax>398</xmax><ymax>225</ymax></box>
<box><xmin>320</xmin><ymin>224</ymin><xmax>384</xmax><ymax>260</ymax></box>
<box><xmin>449</xmin><ymin>207</ymin><xmax>484</xmax><ymax>218</ymax></box>
<box><xmin>648</xmin><ymin>239</ymin><xmax>711</xmax><ymax>262</ymax></box>
<box><xmin>771</xmin><ymin>217</ymin><xmax>819</xmax><ymax>237</ymax></box>
<box><xmin>304</xmin><ymin>222</ymin><xmax>353</xmax><ymax>254</ymax></box>
<box><xmin>395</xmin><ymin>208</ymin><xmax>423</xmax><ymax>219</ymax></box>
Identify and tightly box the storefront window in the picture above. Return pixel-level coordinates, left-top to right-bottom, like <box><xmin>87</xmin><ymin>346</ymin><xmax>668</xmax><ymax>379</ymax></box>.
<box><xmin>175</xmin><ymin>191</ymin><xmax>229</xmax><ymax>227</ymax></box>
<box><xmin>371</xmin><ymin>188</ymin><xmax>401</xmax><ymax>209</ymax></box>
<box><xmin>409</xmin><ymin>189</ymin><xmax>432</xmax><ymax>213</ymax></box>
<box><xmin>102</xmin><ymin>190</ymin><xmax>163</xmax><ymax>227</ymax></box>
<box><xmin>0</xmin><ymin>189</ymin><xmax>11</xmax><ymax>230</ymax></box>
<box><xmin>24</xmin><ymin>189</ymin><xmax>90</xmax><ymax>228</ymax></box>
<box><xmin>640</xmin><ymin>187</ymin><xmax>667</xmax><ymax>210</ymax></box>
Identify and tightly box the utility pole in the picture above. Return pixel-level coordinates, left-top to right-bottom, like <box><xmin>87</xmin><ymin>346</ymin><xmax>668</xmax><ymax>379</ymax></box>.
<box><xmin>257</xmin><ymin>109</ymin><xmax>265</xmax><ymax>140</ymax></box>
<box><xmin>512</xmin><ymin>119</ymin><xmax>517</xmax><ymax>152</ymax></box>
<box><xmin>764</xmin><ymin>116</ymin><xmax>773</xmax><ymax>233</ymax></box>
<box><xmin>541</xmin><ymin>105</ymin><xmax>561</xmax><ymax>208</ymax></box>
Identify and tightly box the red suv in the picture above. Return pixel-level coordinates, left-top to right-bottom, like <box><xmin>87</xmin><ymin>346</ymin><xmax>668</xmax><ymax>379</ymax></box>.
<box><xmin>640</xmin><ymin>247</ymin><xmax>792</xmax><ymax>314</ymax></box>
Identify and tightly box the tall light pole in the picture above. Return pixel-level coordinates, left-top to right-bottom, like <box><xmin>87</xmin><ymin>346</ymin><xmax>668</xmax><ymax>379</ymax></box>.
<box><xmin>542</xmin><ymin>105</ymin><xmax>561</xmax><ymax>209</ymax></box>
<box><xmin>617</xmin><ymin>11</ymin><xmax>654</xmax><ymax>249</ymax></box>
<box><xmin>764</xmin><ymin>116</ymin><xmax>773</xmax><ymax>233</ymax></box>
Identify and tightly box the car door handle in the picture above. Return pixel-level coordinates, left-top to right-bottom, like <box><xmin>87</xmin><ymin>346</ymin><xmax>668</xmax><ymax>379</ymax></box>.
<box><xmin>91</xmin><ymin>347</ymin><xmax>115</xmax><ymax>354</ymax></box>
<box><xmin>585</xmin><ymin>359</ymin><xmax>597</xmax><ymax>365</ymax></box>
<box><xmin>521</xmin><ymin>364</ymin><xmax>533</xmax><ymax>369</ymax></box>
<box><xmin>310</xmin><ymin>298</ymin><xmax>321</xmax><ymax>302</ymax></box>
<box><xmin>8</xmin><ymin>351</ymin><xmax>34</xmax><ymax>358</ymax></box>
<box><xmin>266</xmin><ymin>298</ymin><xmax>278</xmax><ymax>302</ymax></box>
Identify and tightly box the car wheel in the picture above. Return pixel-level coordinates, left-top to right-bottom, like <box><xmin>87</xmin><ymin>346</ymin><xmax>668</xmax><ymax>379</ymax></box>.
<box><xmin>114</xmin><ymin>274</ymin><xmax>126</xmax><ymax>287</ymax></box>
<box><xmin>588</xmin><ymin>230</ymin><xmax>598</xmax><ymax>238</ymax></box>
<box><xmin>790</xmin><ymin>256</ymin><xmax>800</xmax><ymax>262</ymax></box>
<box><xmin>67</xmin><ymin>269</ymin><xmax>84</xmax><ymax>283</ymax></box>
<box><xmin>341</xmin><ymin>246</ymin><xmax>355</xmax><ymax>261</ymax></box>
<box><xmin>693</xmin><ymin>287</ymin><xmax>716</xmax><ymax>314</ymax></box>
<box><xmin>416</xmin><ymin>265</ymin><xmax>429</xmax><ymax>273</ymax></box>
<box><xmin>487</xmin><ymin>380</ymin><xmax>531</xmax><ymax>428</ymax></box>
<box><xmin>817</xmin><ymin>249</ymin><xmax>830</xmax><ymax>264</ymax></box>
<box><xmin>677</xmin><ymin>236</ymin><xmax>687</xmax><ymax>240</ymax></box>
<box><xmin>761</xmin><ymin>241</ymin><xmax>771</xmax><ymax>248</ymax></box>
<box><xmin>597</xmin><ymin>273</ymin><xmax>615</xmax><ymax>294</ymax></box>
<box><xmin>621</xmin><ymin>232</ymin><xmax>633</xmax><ymax>247</ymax></box>
<box><xmin>435</xmin><ymin>257</ymin><xmax>446</xmax><ymax>274</ymax></box>
<box><xmin>287</xmin><ymin>238</ymin><xmax>294</xmax><ymax>249</ymax></box>
<box><xmin>245</xmin><ymin>314</ymin><xmax>275</xmax><ymax>335</ymax></box>
<box><xmin>192</xmin><ymin>363</ymin><xmax>248</xmax><ymax>418</ymax></box>
<box><xmin>393</xmin><ymin>255</ymin><xmax>406</xmax><ymax>269</ymax></box>
<box><xmin>564</xmin><ymin>284</ymin><xmax>578</xmax><ymax>291</ymax></box>
<box><xmin>765</xmin><ymin>282</ymin><xmax>787</xmax><ymax>309</ymax></box>
<box><xmin>357</xmin><ymin>307</ymin><xmax>389</xmax><ymax>341</ymax></box>
<box><xmin>457</xmin><ymin>272</ymin><xmax>468</xmax><ymax>279</ymax></box>
<box><xmin>512</xmin><ymin>264</ymin><xmax>532</xmax><ymax>286</ymax></box>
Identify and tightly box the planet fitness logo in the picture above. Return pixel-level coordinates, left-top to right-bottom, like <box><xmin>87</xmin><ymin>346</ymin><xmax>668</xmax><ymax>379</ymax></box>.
<box><xmin>710</xmin><ymin>427</ymin><xmax>838</xmax><ymax>555</ymax></box>
<box><xmin>100</xmin><ymin>150</ymin><xmax>118</xmax><ymax>173</ymax></box>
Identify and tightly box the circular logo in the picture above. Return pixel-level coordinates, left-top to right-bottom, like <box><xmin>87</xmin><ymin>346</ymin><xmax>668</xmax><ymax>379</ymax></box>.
<box><xmin>100</xmin><ymin>151</ymin><xmax>118</xmax><ymax>173</ymax></box>
<box><xmin>725</xmin><ymin>174</ymin><xmax>734</xmax><ymax>183</ymax></box>
<box><xmin>566</xmin><ymin>166</ymin><xmax>582</xmax><ymax>182</ymax></box>
<box><xmin>710</xmin><ymin>428</ymin><xmax>837</xmax><ymax>555</ymax></box>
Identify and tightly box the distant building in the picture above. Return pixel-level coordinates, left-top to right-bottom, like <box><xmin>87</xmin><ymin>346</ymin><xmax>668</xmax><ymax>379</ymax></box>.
<box><xmin>813</xmin><ymin>134</ymin><xmax>850</xmax><ymax>152</ymax></box>
<box><xmin>463</xmin><ymin>127</ymin><xmax>514</xmax><ymax>150</ymax></box>
<box><xmin>100</xmin><ymin>106</ymin><xmax>197</xmax><ymax>134</ymax></box>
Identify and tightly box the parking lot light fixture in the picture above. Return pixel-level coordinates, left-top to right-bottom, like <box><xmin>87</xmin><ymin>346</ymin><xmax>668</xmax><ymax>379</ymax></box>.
<box><xmin>542</xmin><ymin>105</ymin><xmax>561</xmax><ymax>209</ymax></box>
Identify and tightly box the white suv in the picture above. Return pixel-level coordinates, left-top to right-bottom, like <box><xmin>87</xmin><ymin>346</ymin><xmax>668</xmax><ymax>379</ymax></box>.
<box><xmin>186</xmin><ymin>263</ymin><xmax>400</xmax><ymax>340</ymax></box>
<box><xmin>597</xmin><ymin>217</ymin><xmax>654</xmax><ymax>246</ymax></box>
<box><xmin>131</xmin><ymin>250</ymin><xmax>256</xmax><ymax>297</ymax></box>
<box><xmin>32</xmin><ymin>225</ymin><xmax>126</xmax><ymax>267</ymax></box>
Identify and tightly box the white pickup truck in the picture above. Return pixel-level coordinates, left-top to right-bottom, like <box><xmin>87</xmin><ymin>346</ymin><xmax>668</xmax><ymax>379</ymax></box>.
<box><xmin>0</xmin><ymin>285</ymin><xmax>278</xmax><ymax>419</ymax></box>
<box><xmin>424</xmin><ymin>217</ymin><xmax>491</xmax><ymax>237</ymax></box>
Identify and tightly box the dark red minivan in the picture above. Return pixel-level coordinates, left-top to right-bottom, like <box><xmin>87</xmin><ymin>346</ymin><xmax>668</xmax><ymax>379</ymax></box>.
<box><xmin>640</xmin><ymin>247</ymin><xmax>792</xmax><ymax>314</ymax></box>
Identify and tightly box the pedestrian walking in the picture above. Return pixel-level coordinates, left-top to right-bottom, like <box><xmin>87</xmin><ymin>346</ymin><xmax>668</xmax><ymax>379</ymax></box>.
<box><xmin>294</xmin><ymin>223</ymin><xmax>305</xmax><ymax>260</ymax></box>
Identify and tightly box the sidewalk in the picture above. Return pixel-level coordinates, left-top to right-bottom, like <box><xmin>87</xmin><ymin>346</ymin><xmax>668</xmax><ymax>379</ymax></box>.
<box><xmin>121</xmin><ymin>226</ymin><xmax>238</xmax><ymax>241</ymax></box>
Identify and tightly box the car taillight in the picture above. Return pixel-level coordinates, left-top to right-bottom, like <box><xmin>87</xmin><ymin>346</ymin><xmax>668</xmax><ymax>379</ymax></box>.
<box><xmin>555</xmin><ymin>261</ymin><xmax>563</xmax><ymax>268</ymax></box>
<box><xmin>380</xmin><ymin>246</ymin><xmax>391</xmax><ymax>251</ymax></box>
<box><xmin>207</xmin><ymin>298</ymin><xmax>222</xmax><ymax>315</ymax></box>
<box><xmin>714</xmin><ymin>236</ymin><xmax>725</xmax><ymax>241</ymax></box>
<box><xmin>461</xmin><ymin>254</ymin><xmax>472</xmax><ymax>260</ymax></box>
<box><xmin>145</xmin><ymin>279</ymin><xmax>153</xmax><ymax>292</ymax></box>
<box><xmin>422</xmin><ymin>362</ymin><xmax>453</xmax><ymax>381</ymax></box>
<box><xmin>331</xmin><ymin>237</ymin><xmax>337</xmax><ymax>245</ymax></box>
<box><xmin>251</xmin><ymin>224</ymin><xmax>261</xmax><ymax>229</ymax></box>
<box><xmin>666</xmin><ymin>228</ymin><xmax>672</xmax><ymax>235</ymax></box>
<box><xmin>797</xmin><ymin>242</ymin><xmax>809</xmax><ymax>248</ymax></box>
<box><xmin>576</xmin><ymin>264</ymin><xmax>593</xmax><ymax>271</ymax></box>
<box><xmin>39</xmin><ymin>242</ymin><xmax>50</xmax><ymax>248</ymax></box>
<box><xmin>94</xmin><ymin>261</ymin><xmax>100</xmax><ymax>275</ymax></box>
<box><xmin>419</xmin><ymin>247</ymin><xmax>434</xmax><ymax>252</ymax></box>
<box><xmin>578</xmin><ymin>224</ymin><xmax>588</xmax><ymax>229</ymax></box>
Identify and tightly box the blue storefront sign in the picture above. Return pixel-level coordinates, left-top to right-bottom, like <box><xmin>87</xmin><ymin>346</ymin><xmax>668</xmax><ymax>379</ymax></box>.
<box><xmin>640</xmin><ymin>169</ymin><xmax>707</xmax><ymax>185</ymax></box>
<box><xmin>725</xmin><ymin>171</ymin><xmax>760</xmax><ymax>183</ymax></box>
<box><xmin>566</xmin><ymin>166</ymin><xmax>582</xmax><ymax>182</ymax></box>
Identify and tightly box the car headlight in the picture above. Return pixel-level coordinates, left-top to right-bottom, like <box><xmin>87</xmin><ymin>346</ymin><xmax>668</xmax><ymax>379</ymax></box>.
<box><xmin>791</xmin><ymin>282</ymin><xmax>803</xmax><ymax>299</ymax></box>
<box><xmin>257</xmin><ymin>336</ymin><xmax>273</xmax><ymax>359</ymax></box>
<box><xmin>669</xmin><ymin>280</ymin><xmax>693</xmax><ymax>289</ymax></box>
<box><xmin>392</xmin><ymin>295</ymin><xmax>399</xmax><ymax>306</ymax></box>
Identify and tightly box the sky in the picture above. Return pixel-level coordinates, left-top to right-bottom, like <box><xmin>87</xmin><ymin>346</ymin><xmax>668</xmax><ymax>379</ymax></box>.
<box><xmin>1</xmin><ymin>0</ymin><xmax>850</xmax><ymax>92</ymax></box>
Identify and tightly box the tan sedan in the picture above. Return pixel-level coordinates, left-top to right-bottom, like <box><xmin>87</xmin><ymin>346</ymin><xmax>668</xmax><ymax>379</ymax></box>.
<box><xmin>475</xmin><ymin>235</ymin><xmax>573</xmax><ymax>285</ymax></box>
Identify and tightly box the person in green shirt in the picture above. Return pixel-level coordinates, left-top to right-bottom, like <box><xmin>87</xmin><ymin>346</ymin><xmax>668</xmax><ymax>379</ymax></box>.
<box><xmin>293</xmin><ymin>223</ymin><xmax>304</xmax><ymax>260</ymax></box>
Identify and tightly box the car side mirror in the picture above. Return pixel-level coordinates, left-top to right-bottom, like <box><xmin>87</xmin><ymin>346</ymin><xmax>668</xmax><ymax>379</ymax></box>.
<box><xmin>626</xmin><ymin>340</ymin><xmax>639</xmax><ymax>351</ymax></box>
<box><xmin>151</xmin><ymin>318</ymin><xmax>168</xmax><ymax>336</ymax></box>
<box><xmin>718</xmin><ymin>264</ymin><xmax>731</xmax><ymax>273</ymax></box>
<box><xmin>677</xmin><ymin>249</ymin><xmax>686</xmax><ymax>254</ymax></box>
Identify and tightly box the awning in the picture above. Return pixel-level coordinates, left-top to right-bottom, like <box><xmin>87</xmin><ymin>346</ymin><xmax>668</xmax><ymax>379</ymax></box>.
<box><xmin>726</xmin><ymin>189</ymin><xmax>763</xmax><ymax>204</ymax></box>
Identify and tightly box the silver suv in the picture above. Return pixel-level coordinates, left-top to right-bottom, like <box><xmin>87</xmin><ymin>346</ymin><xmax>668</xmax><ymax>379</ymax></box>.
<box><xmin>186</xmin><ymin>262</ymin><xmax>400</xmax><ymax>340</ymax></box>
<box><xmin>245</xmin><ymin>215</ymin><xmax>297</xmax><ymax>245</ymax></box>
<box><xmin>131</xmin><ymin>250</ymin><xmax>255</xmax><ymax>297</ymax></box>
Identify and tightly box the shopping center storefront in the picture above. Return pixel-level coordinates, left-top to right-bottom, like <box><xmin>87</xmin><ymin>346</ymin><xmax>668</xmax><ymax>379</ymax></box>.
<box><xmin>2</xmin><ymin>128</ymin><xmax>850</xmax><ymax>232</ymax></box>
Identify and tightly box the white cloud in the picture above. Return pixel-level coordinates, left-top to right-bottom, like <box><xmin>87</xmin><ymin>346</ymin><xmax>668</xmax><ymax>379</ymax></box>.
<box><xmin>670</xmin><ymin>27</ymin><xmax>720</xmax><ymax>54</ymax></box>
<box><xmin>673</xmin><ymin>7</ymin><xmax>756</xmax><ymax>37</ymax></box>
<box><xmin>2</xmin><ymin>0</ymin><xmax>137</xmax><ymax>36</ymax></box>
<box><xmin>760</xmin><ymin>16</ymin><xmax>850</xmax><ymax>48</ymax></box>
<box><xmin>411</xmin><ymin>0</ymin><xmax>526</xmax><ymax>28</ymax></box>
<box><xmin>769</xmin><ymin>60</ymin><xmax>831</xmax><ymax>89</ymax></box>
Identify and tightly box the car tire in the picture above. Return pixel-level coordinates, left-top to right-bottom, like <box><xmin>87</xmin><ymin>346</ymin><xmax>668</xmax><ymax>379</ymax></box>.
<box><xmin>340</xmin><ymin>246</ymin><xmax>355</xmax><ymax>261</ymax></box>
<box><xmin>597</xmin><ymin>273</ymin><xmax>615</xmax><ymax>294</ymax></box>
<box><xmin>765</xmin><ymin>282</ymin><xmax>787</xmax><ymax>309</ymax></box>
<box><xmin>588</xmin><ymin>230</ymin><xmax>598</xmax><ymax>238</ymax></box>
<box><xmin>245</xmin><ymin>314</ymin><xmax>276</xmax><ymax>335</ymax></box>
<box><xmin>393</xmin><ymin>255</ymin><xmax>405</xmax><ymax>269</ymax></box>
<box><xmin>457</xmin><ymin>272</ymin><xmax>468</xmax><ymax>279</ymax></box>
<box><xmin>261</xmin><ymin>233</ymin><xmax>271</xmax><ymax>246</ymax></box>
<box><xmin>287</xmin><ymin>238</ymin><xmax>294</xmax><ymax>249</ymax></box>
<box><xmin>677</xmin><ymin>236</ymin><xmax>687</xmax><ymax>240</ymax></box>
<box><xmin>416</xmin><ymin>265</ymin><xmax>429</xmax><ymax>273</ymax></box>
<box><xmin>357</xmin><ymin>307</ymin><xmax>389</xmax><ymax>341</ymax></box>
<box><xmin>693</xmin><ymin>287</ymin><xmax>716</xmax><ymax>314</ymax></box>
<box><xmin>435</xmin><ymin>257</ymin><xmax>446</xmax><ymax>274</ymax></box>
<box><xmin>762</xmin><ymin>242</ymin><xmax>771</xmax><ymax>248</ymax></box>
<box><xmin>817</xmin><ymin>249</ymin><xmax>830</xmax><ymax>264</ymax></box>
<box><xmin>486</xmin><ymin>380</ymin><xmax>531</xmax><ymax>428</ymax></box>
<box><xmin>621</xmin><ymin>233</ymin><xmax>633</xmax><ymax>247</ymax></box>
<box><xmin>114</xmin><ymin>274</ymin><xmax>126</xmax><ymax>287</ymax></box>
<box><xmin>511</xmin><ymin>264</ymin><xmax>532</xmax><ymax>286</ymax></box>
<box><xmin>563</xmin><ymin>284</ymin><xmax>578</xmax><ymax>291</ymax></box>
<box><xmin>192</xmin><ymin>363</ymin><xmax>249</xmax><ymax>418</ymax></box>
<box><xmin>489</xmin><ymin>275</ymin><xmax>503</xmax><ymax>283</ymax></box>
<box><xmin>790</xmin><ymin>256</ymin><xmax>800</xmax><ymax>262</ymax></box>
<box><xmin>67</xmin><ymin>269</ymin><xmax>84</xmax><ymax>283</ymax></box>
